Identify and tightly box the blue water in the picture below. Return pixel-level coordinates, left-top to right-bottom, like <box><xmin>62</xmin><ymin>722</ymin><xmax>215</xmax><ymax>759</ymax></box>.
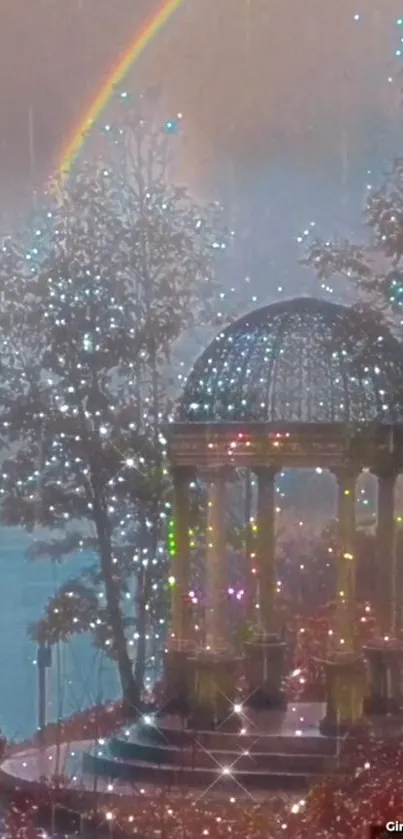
<box><xmin>0</xmin><ymin>527</ymin><xmax>119</xmax><ymax>741</ymax></box>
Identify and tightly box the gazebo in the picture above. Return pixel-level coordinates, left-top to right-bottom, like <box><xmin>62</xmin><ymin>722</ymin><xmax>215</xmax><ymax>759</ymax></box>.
<box><xmin>164</xmin><ymin>296</ymin><xmax>403</xmax><ymax>732</ymax></box>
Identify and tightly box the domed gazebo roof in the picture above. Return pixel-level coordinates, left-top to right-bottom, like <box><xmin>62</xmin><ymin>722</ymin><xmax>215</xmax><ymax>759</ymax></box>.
<box><xmin>178</xmin><ymin>297</ymin><xmax>403</xmax><ymax>424</ymax></box>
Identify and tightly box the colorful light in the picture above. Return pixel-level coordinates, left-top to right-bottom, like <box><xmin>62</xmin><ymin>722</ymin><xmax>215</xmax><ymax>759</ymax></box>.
<box><xmin>167</xmin><ymin>518</ymin><xmax>177</xmax><ymax>558</ymax></box>
<box><xmin>57</xmin><ymin>0</ymin><xmax>186</xmax><ymax>179</ymax></box>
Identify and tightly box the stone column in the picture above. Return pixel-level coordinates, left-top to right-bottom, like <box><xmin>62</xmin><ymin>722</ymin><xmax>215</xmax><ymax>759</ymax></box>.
<box><xmin>244</xmin><ymin>467</ymin><xmax>286</xmax><ymax>709</ymax></box>
<box><xmin>255</xmin><ymin>467</ymin><xmax>277</xmax><ymax>635</ymax></box>
<box><xmin>165</xmin><ymin>467</ymin><xmax>193</xmax><ymax>711</ymax></box>
<box><xmin>334</xmin><ymin>468</ymin><xmax>359</xmax><ymax>652</ymax></box>
<box><xmin>244</xmin><ymin>470</ymin><xmax>256</xmax><ymax>630</ymax></box>
<box><xmin>170</xmin><ymin>468</ymin><xmax>192</xmax><ymax>644</ymax></box>
<box><xmin>375</xmin><ymin>470</ymin><xmax>397</xmax><ymax>637</ymax></box>
<box><xmin>364</xmin><ymin>468</ymin><xmax>403</xmax><ymax>714</ymax></box>
<box><xmin>205</xmin><ymin>470</ymin><xmax>228</xmax><ymax>651</ymax></box>
<box><xmin>318</xmin><ymin>467</ymin><xmax>365</xmax><ymax>734</ymax></box>
<box><xmin>189</xmin><ymin>470</ymin><xmax>241</xmax><ymax>729</ymax></box>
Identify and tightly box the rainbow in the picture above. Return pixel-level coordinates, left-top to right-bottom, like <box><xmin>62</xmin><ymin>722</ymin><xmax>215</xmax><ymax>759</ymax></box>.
<box><xmin>58</xmin><ymin>0</ymin><xmax>185</xmax><ymax>180</ymax></box>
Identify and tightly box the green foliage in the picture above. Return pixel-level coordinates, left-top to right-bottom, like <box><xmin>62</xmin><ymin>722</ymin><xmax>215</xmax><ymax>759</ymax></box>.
<box><xmin>0</xmin><ymin>96</ymin><xmax>230</xmax><ymax>699</ymax></box>
<box><xmin>304</xmin><ymin>158</ymin><xmax>403</xmax><ymax>323</ymax></box>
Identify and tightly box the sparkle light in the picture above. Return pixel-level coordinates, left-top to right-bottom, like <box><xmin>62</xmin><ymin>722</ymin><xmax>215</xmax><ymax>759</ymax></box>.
<box><xmin>178</xmin><ymin>298</ymin><xmax>402</xmax><ymax>424</ymax></box>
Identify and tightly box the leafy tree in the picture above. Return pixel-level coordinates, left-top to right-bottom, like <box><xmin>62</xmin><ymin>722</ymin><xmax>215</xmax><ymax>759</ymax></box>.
<box><xmin>304</xmin><ymin>158</ymin><xmax>403</xmax><ymax>329</ymax></box>
<box><xmin>0</xmin><ymin>95</ymin><xmax>229</xmax><ymax>711</ymax></box>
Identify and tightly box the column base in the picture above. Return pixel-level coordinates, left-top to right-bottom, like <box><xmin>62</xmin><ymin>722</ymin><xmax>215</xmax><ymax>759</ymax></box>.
<box><xmin>319</xmin><ymin>715</ymin><xmax>367</xmax><ymax>737</ymax></box>
<box><xmin>246</xmin><ymin>686</ymin><xmax>287</xmax><ymax>711</ymax></box>
<box><xmin>363</xmin><ymin>696</ymin><xmax>402</xmax><ymax>715</ymax></box>
<box><xmin>164</xmin><ymin>644</ymin><xmax>194</xmax><ymax>715</ymax></box>
<box><xmin>187</xmin><ymin>711</ymin><xmax>243</xmax><ymax>732</ymax></box>
<box><xmin>244</xmin><ymin>634</ymin><xmax>287</xmax><ymax>710</ymax></box>
<box><xmin>316</xmin><ymin>653</ymin><xmax>366</xmax><ymax>735</ymax></box>
<box><xmin>187</xmin><ymin>651</ymin><xmax>242</xmax><ymax>729</ymax></box>
<box><xmin>363</xmin><ymin>643</ymin><xmax>403</xmax><ymax>716</ymax></box>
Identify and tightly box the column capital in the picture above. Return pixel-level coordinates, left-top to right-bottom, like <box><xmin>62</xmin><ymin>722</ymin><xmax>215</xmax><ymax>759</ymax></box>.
<box><xmin>370</xmin><ymin>463</ymin><xmax>400</xmax><ymax>481</ymax></box>
<box><xmin>254</xmin><ymin>465</ymin><xmax>279</xmax><ymax>481</ymax></box>
<box><xmin>171</xmin><ymin>466</ymin><xmax>196</xmax><ymax>485</ymax></box>
<box><xmin>331</xmin><ymin>466</ymin><xmax>361</xmax><ymax>486</ymax></box>
<box><xmin>200</xmin><ymin>466</ymin><xmax>234</xmax><ymax>484</ymax></box>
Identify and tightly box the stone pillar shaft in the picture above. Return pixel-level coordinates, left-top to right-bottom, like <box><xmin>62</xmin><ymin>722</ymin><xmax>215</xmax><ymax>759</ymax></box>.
<box><xmin>334</xmin><ymin>469</ymin><xmax>358</xmax><ymax>652</ymax></box>
<box><xmin>364</xmin><ymin>470</ymin><xmax>402</xmax><ymax>716</ymax></box>
<box><xmin>170</xmin><ymin>469</ymin><xmax>191</xmax><ymax>644</ymax></box>
<box><xmin>244</xmin><ymin>470</ymin><xmax>256</xmax><ymax>626</ymax></box>
<box><xmin>255</xmin><ymin>468</ymin><xmax>277</xmax><ymax>636</ymax></box>
<box><xmin>205</xmin><ymin>472</ymin><xmax>227</xmax><ymax>651</ymax></box>
<box><xmin>376</xmin><ymin>473</ymin><xmax>397</xmax><ymax>636</ymax></box>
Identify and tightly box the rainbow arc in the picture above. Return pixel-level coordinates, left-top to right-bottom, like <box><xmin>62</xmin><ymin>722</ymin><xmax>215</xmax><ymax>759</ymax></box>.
<box><xmin>58</xmin><ymin>0</ymin><xmax>185</xmax><ymax>180</ymax></box>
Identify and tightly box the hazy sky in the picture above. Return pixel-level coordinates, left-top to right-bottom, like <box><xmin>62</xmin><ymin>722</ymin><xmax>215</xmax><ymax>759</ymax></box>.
<box><xmin>2</xmin><ymin>0</ymin><xmax>403</xmax><ymax>296</ymax></box>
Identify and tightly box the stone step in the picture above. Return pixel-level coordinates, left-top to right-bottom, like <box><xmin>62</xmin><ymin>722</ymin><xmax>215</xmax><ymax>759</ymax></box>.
<box><xmin>108</xmin><ymin>735</ymin><xmax>333</xmax><ymax>774</ymax></box>
<box><xmin>82</xmin><ymin>749</ymin><xmax>317</xmax><ymax>792</ymax></box>
<box><xmin>129</xmin><ymin>722</ymin><xmax>338</xmax><ymax>756</ymax></box>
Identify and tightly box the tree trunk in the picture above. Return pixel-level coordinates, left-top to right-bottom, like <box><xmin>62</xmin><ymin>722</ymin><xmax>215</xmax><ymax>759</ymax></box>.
<box><xmin>134</xmin><ymin>566</ymin><xmax>147</xmax><ymax>693</ymax></box>
<box><xmin>92</xmin><ymin>490</ymin><xmax>140</xmax><ymax>715</ymax></box>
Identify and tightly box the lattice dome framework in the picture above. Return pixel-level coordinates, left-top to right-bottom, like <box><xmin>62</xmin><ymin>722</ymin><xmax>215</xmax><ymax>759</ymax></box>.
<box><xmin>178</xmin><ymin>297</ymin><xmax>403</xmax><ymax>423</ymax></box>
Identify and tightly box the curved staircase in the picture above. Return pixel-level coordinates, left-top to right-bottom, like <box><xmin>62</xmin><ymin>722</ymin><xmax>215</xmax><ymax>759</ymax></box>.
<box><xmin>82</xmin><ymin>704</ymin><xmax>341</xmax><ymax>793</ymax></box>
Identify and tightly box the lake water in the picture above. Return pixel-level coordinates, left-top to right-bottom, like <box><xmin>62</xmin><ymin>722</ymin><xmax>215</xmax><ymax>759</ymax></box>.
<box><xmin>0</xmin><ymin>527</ymin><xmax>120</xmax><ymax>741</ymax></box>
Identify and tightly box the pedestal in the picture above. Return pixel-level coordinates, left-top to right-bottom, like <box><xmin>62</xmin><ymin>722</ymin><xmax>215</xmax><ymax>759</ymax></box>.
<box><xmin>187</xmin><ymin>652</ymin><xmax>241</xmax><ymax>729</ymax></box>
<box><xmin>317</xmin><ymin>653</ymin><xmax>366</xmax><ymax>735</ymax></box>
<box><xmin>164</xmin><ymin>645</ymin><xmax>193</xmax><ymax>714</ymax></box>
<box><xmin>244</xmin><ymin>635</ymin><xmax>287</xmax><ymax>710</ymax></box>
<box><xmin>363</xmin><ymin>643</ymin><xmax>403</xmax><ymax>715</ymax></box>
